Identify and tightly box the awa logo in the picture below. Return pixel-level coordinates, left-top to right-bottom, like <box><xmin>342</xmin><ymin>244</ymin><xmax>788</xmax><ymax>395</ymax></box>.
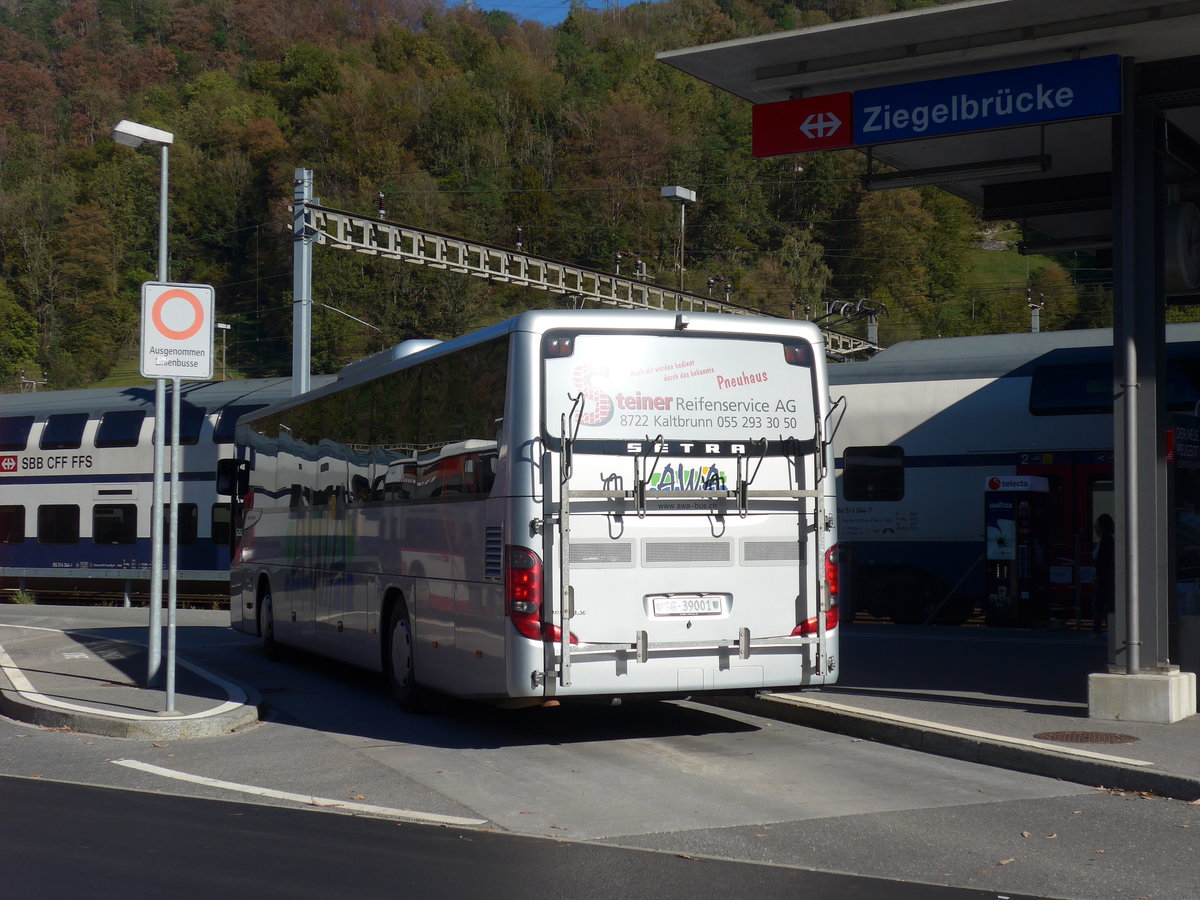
<box><xmin>0</xmin><ymin>455</ymin><xmax>16</xmax><ymax>474</ymax></box>
<box><xmin>649</xmin><ymin>464</ymin><xmax>727</xmax><ymax>492</ymax></box>
<box><xmin>572</xmin><ymin>363</ymin><xmax>614</xmax><ymax>426</ymax></box>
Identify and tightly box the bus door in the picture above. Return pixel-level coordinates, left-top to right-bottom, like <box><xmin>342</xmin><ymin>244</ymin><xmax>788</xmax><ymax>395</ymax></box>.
<box><xmin>1017</xmin><ymin>453</ymin><xmax>1112</xmax><ymax>624</ymax></box>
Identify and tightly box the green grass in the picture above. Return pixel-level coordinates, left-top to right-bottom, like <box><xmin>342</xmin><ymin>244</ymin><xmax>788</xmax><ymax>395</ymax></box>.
<box><xmin>87</xmin><ymin>348</ymin><xmax>246</xmax><ymax>389</ymax></box>
<box><xmin>966</xmin><ymin>244</ymin><xmax>1058</xmax><ymax>292</ymax></box>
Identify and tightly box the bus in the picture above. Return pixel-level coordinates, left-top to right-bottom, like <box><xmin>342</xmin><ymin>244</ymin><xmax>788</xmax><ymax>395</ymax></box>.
<box><xmin>827</xmin><ymin>323</ymin><xmax>1200</xmax><ymax>627</ymax></box>
<box><xmin>227</xmin><ymin>309</ymin><xmax>839</xmax><ymax>708</ymax></box>
<box><xmin>0</xmin><ymin>377</ymin><xmax>330</xmax><ymax>603</ymax></box>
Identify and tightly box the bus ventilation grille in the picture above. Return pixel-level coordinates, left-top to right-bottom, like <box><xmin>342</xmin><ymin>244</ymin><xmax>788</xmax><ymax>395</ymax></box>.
<box><xmin>643</xmin><ymin>541</ymin><xmax>731</xmax><ymax>566</ymax></box>
<box><xmin>743</xmin><ymin>540</ymin><xmax>800</xmax><ymax>563</ymax></box>
<box><xmin>569</xmin><ymin>542</ymin><xmax>634</xmax><ymax>568</ymax></box>
<box><xmin>484</xmin><ymin>526</ymin><xmax>504</xmax><ymax>582</ymax></box>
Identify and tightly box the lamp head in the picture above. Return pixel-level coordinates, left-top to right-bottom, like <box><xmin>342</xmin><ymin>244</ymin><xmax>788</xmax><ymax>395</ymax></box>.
<box><xmin>112</xmin><ymin>119</ymin><xmax>174</xmax><ymax>148</ymax></box>
<box><xmin>660</xmin><ymin>185</ymin><xmax>696</xmax><ymax>204</ymax></box>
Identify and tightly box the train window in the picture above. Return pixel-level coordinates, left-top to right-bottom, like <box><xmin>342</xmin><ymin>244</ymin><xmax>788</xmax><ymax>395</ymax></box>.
<box><xmin>158</xmin><ymin>404</ymin><xmax>206</xmax><ymax>445</ymax></box>
<box><xmin>0</xmin><ymin>505</ymin><xmax>24</xmax><ymax>543</ymax></box>
<box><xmin>95</xmin><ymin>410</ymin><xmax>147</xmax><ymax>448</ymax></box>
<box><xmin>37</xmin><ymin>505</ymin><xmax>79</xmax><ymax>544</ymax></box>
<box><xmin>162</xmin><ymin>503</ymin><xmax>198</xmax><ymax>545</ymax></box>
<box><xmin>843</xmin><ymin>445</ymin><xmax>905</xmax><ymax>501</ymax></box>
<box><xmin>93</xmin><ymin>504</ymin><xmax>137</xmax><ymax>545</ymax></box>
<box><xmin>40</xmin><ymin>413</ymin><xmax>88</xmax><ymax>450</ymax></box>
<box><xmin>1166</xmin><ymin>358</ymin><xmax>1200</xmax><ymax>411</ymax></box>
<box><xmin>1029</xmin><ymin>363</ymin><xmax>1111</xmax><ymax>415</ymax></box>
<box><xmin>214</xmin><ymin>405</ymin><xmax>267</xmax><ymax>444</ymax></box>
<box><xmin>212</xmin><ymin>503</ymin><xmax>231</xmax><ymax>546</ymax></box>
<box><xmin>0</xmin><ymin>416</ymin><xmax>34</xmax><ymax>451</ymax></box>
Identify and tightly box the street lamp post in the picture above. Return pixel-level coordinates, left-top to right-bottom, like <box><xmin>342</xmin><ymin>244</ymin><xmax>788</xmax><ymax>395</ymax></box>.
<box><xmin>661</xmin><ymin>185</ymin><xmax>696</xmax><ymax>291</ymax></box>
<box><xmin>112</xmin><ymin>119</ymin><xmax>174</xmax><ymax>697</ymax></box>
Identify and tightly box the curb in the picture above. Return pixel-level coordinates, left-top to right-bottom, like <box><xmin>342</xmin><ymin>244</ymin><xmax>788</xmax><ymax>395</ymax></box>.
<box><xmin>0</xmin><ymin>685</ymin><xmax>263</xmax><ymax>740</ymax></box>
<box><xmin>711</xmin><ymin>693</ymin><xmax>1200</xmax><ymax>802</ymax></box>
<box><xmin>0</xmin><ymin>631</ymin><xmax>263</xmax><ymax>740</ymax></box>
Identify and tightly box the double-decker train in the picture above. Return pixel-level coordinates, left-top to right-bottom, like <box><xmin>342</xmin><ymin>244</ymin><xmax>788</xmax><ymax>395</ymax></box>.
<box><xmin>0</xmin><ymin>376</ymin><xmax>331</xmax><ymax>603</ymax></box>
<box><xmin>828</xmin><ymin>323</ymin><xmax>1200</xmax><ymax>627</ymax></box>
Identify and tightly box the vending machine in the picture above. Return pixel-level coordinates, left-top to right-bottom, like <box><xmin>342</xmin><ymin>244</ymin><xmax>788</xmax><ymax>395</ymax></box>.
<box><xmin>984</xmin><ymin>475</ymin><xmax>1050</xmax><ymax>627</ymax></box>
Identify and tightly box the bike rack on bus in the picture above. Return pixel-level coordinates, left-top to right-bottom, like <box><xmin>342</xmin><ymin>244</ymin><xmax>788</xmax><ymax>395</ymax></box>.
<box><xmin>548</xmin><ymin>395</ymin><xmax>834</xmax><ymax>688</ymax></box>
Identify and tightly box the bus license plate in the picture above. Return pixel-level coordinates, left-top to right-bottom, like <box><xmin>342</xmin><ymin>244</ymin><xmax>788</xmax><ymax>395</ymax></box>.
<box><xmin>650</xmin><ymin>594</ymin><xmax>726</xmax><ymax>617</ymax></box>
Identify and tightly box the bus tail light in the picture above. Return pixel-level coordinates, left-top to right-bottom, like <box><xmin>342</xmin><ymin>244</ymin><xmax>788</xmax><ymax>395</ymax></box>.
<box><xmin>505</xmin><ymin>546</ymin><xmax>577</xmax><ymax>644</ymax></box>
<box><xmin>825</xmin><ymin>543</ymin><xmax>839</xmax><ymax>599</ymax></box>
<box><xmin>794</xmin><ymin>544</ymin><xmax>840</xmax><ymax>636</ymax></box>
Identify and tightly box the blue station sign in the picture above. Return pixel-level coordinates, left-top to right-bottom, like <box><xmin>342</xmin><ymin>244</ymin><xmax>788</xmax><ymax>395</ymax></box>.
<box><xmin>852</xmin><ymin>55</ymin><xmax>1122</xmax><ymax>145</ymax></box>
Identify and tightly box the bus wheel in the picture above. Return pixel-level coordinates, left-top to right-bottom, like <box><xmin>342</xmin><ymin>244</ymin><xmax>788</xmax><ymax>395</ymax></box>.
<box><xmin>260</xmin><ymin>591</ymin><xmax>281</xmax><ymax>661</ymax></box>
<box><xmin>386</xmin><ymin>602</ymin><xmax>421</xmax><ymax>712</ymax></box>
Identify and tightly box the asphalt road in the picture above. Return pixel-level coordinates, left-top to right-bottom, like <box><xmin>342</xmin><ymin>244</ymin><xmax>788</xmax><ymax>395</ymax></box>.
<box><xmin>0</xmin><ymin>775</ymin><xmax>1048</xmax><ymax>900</ymax></box>
<box><xmin>1</xmin><ymin>609</ymin><xmax>1198</xmax><ymax>899</ymax></box>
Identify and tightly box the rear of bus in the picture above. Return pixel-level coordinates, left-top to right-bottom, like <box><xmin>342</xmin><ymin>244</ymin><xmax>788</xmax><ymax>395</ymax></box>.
<box><xmin>508</xmin><ymin>311</ymin><xmax>838</xmax><ymax>701</ymax></box>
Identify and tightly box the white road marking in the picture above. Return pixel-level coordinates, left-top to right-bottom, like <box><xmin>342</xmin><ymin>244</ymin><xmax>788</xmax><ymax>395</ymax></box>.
<box><xmin>112</xmin><ymin>759</ymin><xmax>488</xmax><ymax>827</ymax></box>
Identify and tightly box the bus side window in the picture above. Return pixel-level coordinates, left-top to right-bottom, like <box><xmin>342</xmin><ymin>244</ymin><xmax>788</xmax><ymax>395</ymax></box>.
<box><xmin>843</xmin><ymin>446</ymin><xmax>905</xmax><ymax>501</ymax></box>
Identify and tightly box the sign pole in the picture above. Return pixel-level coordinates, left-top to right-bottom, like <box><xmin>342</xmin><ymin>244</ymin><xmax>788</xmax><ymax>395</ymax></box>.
<box><xmin>139</xmin><ymin>280</ymin><xmax>215</xmax><ymax>705</ymax></box>
<box><xmin>166</xmin><ymin>376</ymin><xmax>181</xmax><ymax>713</ymax></box>
<box><xmin>148</xmin><ymin>380</ymin><xmax>164</xmax><ymax>687</ymax></box>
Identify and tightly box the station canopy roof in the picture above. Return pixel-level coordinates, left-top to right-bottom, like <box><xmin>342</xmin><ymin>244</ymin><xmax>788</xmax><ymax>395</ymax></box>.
<box><xmin>658</xmin><ymin>1</ymin><xmax>1200</xmax><ymax>251</ymax></box>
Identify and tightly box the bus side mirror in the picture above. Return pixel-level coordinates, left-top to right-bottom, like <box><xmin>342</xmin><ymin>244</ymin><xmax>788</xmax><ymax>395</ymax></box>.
<box><xmin>216</xmin><ymin>458</ymin><xmax>250</xmax><ymax>497</ymax></box>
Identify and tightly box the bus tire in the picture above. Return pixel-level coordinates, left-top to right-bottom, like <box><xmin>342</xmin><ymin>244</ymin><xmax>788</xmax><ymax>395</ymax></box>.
<box><xmin>385</xmin><ymin>600</ymin><xmax>422</xmax><ymax>712</ymax></box>
<box><xmin>259</xmin><ymin>588</ymin><xmax>281</xmax><ymax>661</ymax></box>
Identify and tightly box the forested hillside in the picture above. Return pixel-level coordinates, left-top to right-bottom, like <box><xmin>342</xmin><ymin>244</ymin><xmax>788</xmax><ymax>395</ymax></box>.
<box><xmin>0</xmin><ymin>0</ymin><xmax>1113</xmax><ymax>389</ymax></box>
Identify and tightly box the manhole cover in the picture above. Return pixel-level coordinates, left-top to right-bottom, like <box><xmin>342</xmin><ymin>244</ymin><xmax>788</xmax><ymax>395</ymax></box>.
<box><xmin>1033</xmin><ymin>731</ymin><xmax>1139</xmax><ymax>745</ymax></box>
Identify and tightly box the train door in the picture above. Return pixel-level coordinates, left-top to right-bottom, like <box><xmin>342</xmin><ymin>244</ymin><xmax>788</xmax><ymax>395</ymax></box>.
<box><xmin>1017</xmin><ymin>454</ymin><xmax>1113</xmax><ymax>626</ymax></box>
<box><xmin>984</xmin><ymin>475</ymin><xmax>1050</xmax><ymax>626</ymax></box>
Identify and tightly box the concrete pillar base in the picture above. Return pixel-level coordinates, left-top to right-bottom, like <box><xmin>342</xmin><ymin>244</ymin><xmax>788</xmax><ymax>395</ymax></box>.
<box><xmin>1088</xmin><ymin>670</ymin><xmax>1196</xmax><ymax>724</ymax></box>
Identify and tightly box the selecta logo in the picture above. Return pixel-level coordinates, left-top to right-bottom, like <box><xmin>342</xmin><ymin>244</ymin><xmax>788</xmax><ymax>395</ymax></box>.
<box><xmin>0</xmin><ymin>455</ymin><xmax>16</xmax><ymax>474</ymax></box>
<box><xmin>988</xmin><ymin>477</ymin><xmax>1002</xmax><ymax>491</ymax></box>
<box><xmin>572</xmin><ymin>363</ymin><xmax>614</xmax><ymax>425</ymax></box>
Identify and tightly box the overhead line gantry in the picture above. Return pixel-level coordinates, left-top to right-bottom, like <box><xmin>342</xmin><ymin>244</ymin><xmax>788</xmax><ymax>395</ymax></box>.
<box><xmin>291</xmin><ymin>177</ymin><xmax>877</xmax><ymax>395</ymax></box>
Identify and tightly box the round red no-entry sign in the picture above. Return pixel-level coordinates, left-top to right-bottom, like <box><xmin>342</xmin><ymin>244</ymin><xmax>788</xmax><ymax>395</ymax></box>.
<box><xmin>140</xmin><ymin>281</ymin><xmax>215</xmax><ymax>380</ymax></box>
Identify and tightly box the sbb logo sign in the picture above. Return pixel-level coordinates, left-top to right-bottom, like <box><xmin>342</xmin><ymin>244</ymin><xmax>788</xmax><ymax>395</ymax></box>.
<box><xmin>0</xmin><ymin>455</ymin><xmax>16</xmax><ymax>473</ymax></box>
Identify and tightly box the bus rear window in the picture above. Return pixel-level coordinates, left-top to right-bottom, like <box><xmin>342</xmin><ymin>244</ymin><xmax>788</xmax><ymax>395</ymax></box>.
<box><xmin>543</xmin><ymin>331</ymin><xmax>817</xmax><ymax>444</ymax></box>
